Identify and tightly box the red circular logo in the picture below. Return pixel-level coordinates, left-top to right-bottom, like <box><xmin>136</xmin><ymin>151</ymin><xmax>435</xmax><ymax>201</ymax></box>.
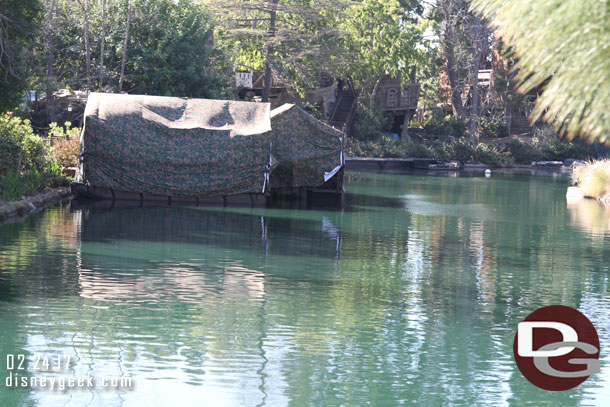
<box><xmin>513</xmin><ymin>305</ymin><xmax>600</xmax><ymax>391</ymax></box>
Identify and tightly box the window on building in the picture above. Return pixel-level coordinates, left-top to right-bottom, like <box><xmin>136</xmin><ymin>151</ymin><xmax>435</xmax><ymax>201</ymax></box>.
<box><xmin>400</xmin><ymin>88</ymin><xmax>411</xmax><ymax>106</ymax></box>
<box><xmin>387</xmin><ymin>89</ymin><xmax>397</xmax><ymax>108</ymax></box>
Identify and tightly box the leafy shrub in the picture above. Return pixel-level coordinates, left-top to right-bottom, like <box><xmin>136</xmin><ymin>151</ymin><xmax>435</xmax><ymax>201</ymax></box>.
<box><xmin>300</xmin><ymin>102</ymin><xmax>326</xmax><ymax>122</ymax></box>
<box><xmin>539</xmin><ymin>139</ymin><xmax>593</xmax><ymax>161</ymax></box>
<box><xmin>474</xmin><ymin>143</ymin><xmax>510</xmax><ymax>167</ymax></box>
<box><xmin>423</xmin><ymin>112</ymin><xmax>466</xmax><ymax>138</ymax></box>
<box><xmin>350</xmin><ymin>137</ymin><xmax>412</xmax><ymax>158</ymax></box>
<box><xmin>504</xmin><ymin>139</ymin><xmax>542</xmax><ymax>164</ymax></box>
<box><xmin>402</xmin><ymin>142</ymin><xmax>434</xmax><ymax>158</ymax></box>
<box><xmin>452</xmin><ymin>139</ymin><xmax>477</xmax><ymax>162</ymax></box>
<box><xmin>50</xmin><ymin>123</ymin><xmax>81</xmax><ymax>169</ymax></box>
<box><xmin>479</xmin><ymin>114</ymin><xmax>509</xmax><ymax>139</ymax></box>
<box><xmin>0</xmin><ymin>113</ymin><xmax>48</xmax><ymax>176</ymax></box>
<box><xmin>354</xmin><ymin>103</ymin><xmax>392</xmax><ymax>141</ymax></box>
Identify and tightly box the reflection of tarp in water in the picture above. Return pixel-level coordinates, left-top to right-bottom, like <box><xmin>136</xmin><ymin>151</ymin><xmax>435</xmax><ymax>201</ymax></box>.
<box><xmin>75</xmin><ymin>203</ymin><xmax>343</xmax><ymax>300</ymax></box>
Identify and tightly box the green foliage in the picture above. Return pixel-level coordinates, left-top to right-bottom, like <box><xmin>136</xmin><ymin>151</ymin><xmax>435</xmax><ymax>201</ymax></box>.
<box><xmin>504</xmin><ymin>138</ymin><xmax>593</xmax><ymax>164</ymax></box>
<box><xmin>354</xmin><ymin>102</ymin><xmax>392</xmax><ymax>141</ymax></box>
<box><xmin>125</xmin><ymin>0</ymin><xmax>223</xmax><ymax>97</ymax></box>
<box><xmin>471</xmin><ymin>0</ymin><xmax>610</xmax><ymax>143</ymax></box>
<box><xmin>422</xmin><ymin>111</ymin><xmax>466</xmax><ymax>138</ymax></box>
<box><xmin>450</xmin><ymin>139</ymin><xmax>477</xmax><ymax>162</ymax></box>
<box><xmin>0</xmin><ymin>169</ymin><xmax>47</xmax><ymax>200</ymax></box>
<box><xmin>300</xmin><ymin>102</ymin><xmax>326</xmax><ymax>122</ymax></box>
<box><xmin>479</xmin><ymin>114</ymin><xmax>508</xmax><ymax>139</ymax></box>
<box><xmin>49</xmin><ymin>121</ymin><xmax>80</xmax><ymax>138</ymax></box>
<box><xmin>472</xmin><ymin>142</ymin><xmax>509</xmax><ymax>166</ymax></box>
<box><xmin>208</xmin><ymin>0</ymin><xmax>348</xmax><ymax>94</ymax></box>
<box><xmin>538</xmin><ymin>139</ymin><xmax>593</xmax><ymax>162</ymax></box>
<box><xmin>0</xmin><ymin>113</ymin><xmax>48</xmax><ymax>176</ymax></box>
<box><xmin>503</xmin><ymin>139</ymin><xmax>541</xmax><ymax>164</ymax></box>
<box><xmin>29</xmin><ymin>0</ymin><xmax>225</xmax><ymax>98</ymax></box>
<box><xmin>44</xmin><ymin>159</ymin><xmax>70</xmax><ymax>187</ymax></box>
<box><xmin>340</xmin><ymin>0</ymin><xmax>423</xmax><ymax>89</ymax></box>
<box><xmin>349</xmin><ymin>135</ymin><xmax>592</xmax><ymax>167</ymax></box>
<box><xmin>0</xmin><ymin>0</ymin><xmax>42</xmax><ymax>112</ymax></box>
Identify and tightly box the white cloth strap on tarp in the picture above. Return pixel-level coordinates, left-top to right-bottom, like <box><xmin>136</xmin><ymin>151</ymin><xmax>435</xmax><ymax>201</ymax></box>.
<box><xmin>262</xmin><ymin>140</ymin><xmax>273</xmax><ymax>193</ymax></box>
<box><xmin>324</xmin><ymin>137</ymin><xmax>344</xmax><ymax>182</ymax></box>
<box><xmin>324</xmin><ymin>165</ymin><xmax>342</xmax><ymax>182</ymax></box>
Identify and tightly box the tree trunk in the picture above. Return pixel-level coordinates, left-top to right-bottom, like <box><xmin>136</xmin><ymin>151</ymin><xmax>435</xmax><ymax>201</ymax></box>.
<box><xmin>401</xmin><ymin>112</ymin><xmax>412</xmax><ymax>142</ymax></box>
<box><xmin>98</xmin><ymin>0</ymin><xmax>106</xmax><ymax>90</ymax></box>
<box><xmin>46</xmin><ymin>0</ymin><xmax>57</xmax><ymax>123</ymax></box>
<box><xmin>262</xmin><ymin>0</ymin><xmax>278</xmax><ymax>103</ymax></box>
<box><xmin>369</xmin><ymin>77</ymin><xmax>381</xmax><ymax>110</ymax></box>
<box><xmin>84</xmin><ymin>0</ymin><xmax>91</xmax><ymax>90</ymax></box>
<box><xmin>440</xmin><ymin>0</ymin><xmax>464</xmax><ymax>119</ymax></box>
<box><xmin>469</xmin><ymin>16</ymin><xmax>483</xmax><ymax>144</ymax></box>
<box><xmin>119</xmin><ymin>0</ymin><xmax>132</xmax><ymax>93</ymax></box>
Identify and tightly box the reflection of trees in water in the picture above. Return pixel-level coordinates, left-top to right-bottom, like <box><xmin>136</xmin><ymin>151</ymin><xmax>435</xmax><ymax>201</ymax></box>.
<box><xmin>0</xmin><ymin>207</ymin><xmax>81</xmax><ymax>301</ymax></box>
<box><xmin>1</xmin><ymin>169</ymin><xmax>609</xmax><ymax>405</ymax></box>
<box><xmin>0</xmin><ymin>207</ymin><xmax>82</xmax><ymax>406</ymax></box>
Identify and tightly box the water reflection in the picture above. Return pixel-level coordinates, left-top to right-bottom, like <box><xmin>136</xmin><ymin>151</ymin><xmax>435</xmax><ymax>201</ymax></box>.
<box><xmin>567</xmin><ymin>198</ymin><xmax>610</xmax><ymax>236</ymax></box>
<box><xmin>0</xmin><ymin>171</ymin><xmax>608</xmax><ymax>406</ymax></box>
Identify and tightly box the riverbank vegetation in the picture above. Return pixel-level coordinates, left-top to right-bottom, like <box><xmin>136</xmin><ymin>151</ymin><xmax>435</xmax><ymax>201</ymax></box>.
<box><xmin>0</xmin><ymin>114</ymin><xmax>73</xmax><ymax>201</ymax></box>
<box><xmin>349</xmin><ymin>136</ymin><xmax>593</xmax><ymax>167</ymax></box>
<box><xmin>572</xmin><ymin>161</ymin><xmax>610</xmax><ymax>203</ymax></box>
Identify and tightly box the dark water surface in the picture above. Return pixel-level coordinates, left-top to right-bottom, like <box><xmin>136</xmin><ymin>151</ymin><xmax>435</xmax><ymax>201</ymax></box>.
<box><xmin>1</xmin><ymin>170</ymin><xmax>609</xmax><ymax>406</ymax></box>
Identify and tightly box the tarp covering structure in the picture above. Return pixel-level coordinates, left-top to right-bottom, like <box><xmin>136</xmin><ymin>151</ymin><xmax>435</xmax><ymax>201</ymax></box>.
<box><xmin>80</xmin><ymin>93</ymin><xmax>272</xmax><ymax>197</ymax></box>
<box><xmin>270</xmin><ymin>104</ymin><xmax>343</xmax><ymax>189</ymax></box>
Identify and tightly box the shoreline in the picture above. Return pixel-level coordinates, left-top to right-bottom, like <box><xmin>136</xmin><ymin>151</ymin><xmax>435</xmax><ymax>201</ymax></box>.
<box><xmin>0</xmin><ymin>187</ymin><xmax>72</xmax><ymax>222</ymax></box>
<box><xmin>345</xmin><ymin>157</ymin><xmax>571</xmax><ymax>172</ymax></box>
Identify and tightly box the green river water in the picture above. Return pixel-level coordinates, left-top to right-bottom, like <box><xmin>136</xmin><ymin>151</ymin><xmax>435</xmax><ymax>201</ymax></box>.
<box><xmin>0</xmin><ymin>170</ymin><xmax>609</xmax><ymax>406</ymax></box>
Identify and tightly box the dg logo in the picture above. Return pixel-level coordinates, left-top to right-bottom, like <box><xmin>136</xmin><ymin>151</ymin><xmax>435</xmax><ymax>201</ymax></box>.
<box><xmin>513</xmin><ymin>305</ymin><xmax>601</xmax><ymax>391</ymax></box>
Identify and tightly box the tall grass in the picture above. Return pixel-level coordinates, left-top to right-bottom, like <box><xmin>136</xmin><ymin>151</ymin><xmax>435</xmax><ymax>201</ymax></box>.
<box><xmin>0</xmin><ymin>170</ymin><xmax>47</xmax><ymax>201</ymax></box>
<box><xmin>572</xmin><ymin>160</ymin><xmax>610</xmax><ymax>200</ymax></box>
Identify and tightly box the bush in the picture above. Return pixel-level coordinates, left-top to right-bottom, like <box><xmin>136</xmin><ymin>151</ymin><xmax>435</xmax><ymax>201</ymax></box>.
<box><xmin>572</xmin><ymin>160</ymin><xmax>610</xmax><ymax>199</ymax></box>
<box><xmin>474</xmin><ymin>143</ymin><xmax>510</xmax><ymax>167</ymax></box>
<box><xmin>452</xmin><ymin>139</ymin><xmax>477</xmax><ymax>162</ymax></box>
<box><xmin>539</xmin><ymin>139</ymin><xmax>593</xmax><ymax>161</ymax></box>
<box><xmin>49</xmin><ymin>122</ymin><xmax>81</xmax><ymax>168</ymax></box>
<box><xmin>504</xmin><ymin>139</ymin><xmax>542</xmax><ymax>164</ymax></box>
<box><xmin>479</xmin><ymin>114</ymin><xmax>509</xmax><ymax>139</ymax></box>
<box><xmin>423</xmin><ymin>112</ymin><xmax>466</xmax><ymax>138</ymax></box>
<box><xmin>0</xmin><ymin>113</ymin><xmax>48</xmax><ymax>176</ymax></box>
<box><xmin>354</xmin><ymin>103</ymin><xmax>392</xmax><ymax>141</ymax></box>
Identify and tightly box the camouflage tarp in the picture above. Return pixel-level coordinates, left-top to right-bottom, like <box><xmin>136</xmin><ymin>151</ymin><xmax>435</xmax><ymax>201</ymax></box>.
<box><xmin>79</xmin><ymin>93</ymin><xmax>272</xmax><ymax>197</ymax></box>
<box><xmin>270</xmin><ymin>104</ymin><xmax>344</xmax><ymax>188</ymax></box>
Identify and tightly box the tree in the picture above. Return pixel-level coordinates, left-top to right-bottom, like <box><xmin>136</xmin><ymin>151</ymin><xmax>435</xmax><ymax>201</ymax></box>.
<box><xmin>29</xmin><ymin>0</ymin><xmax>224</xmax><ymax>99</ymax></box>
<box><xmin>123</xmin><ymin>0</ymin><xmax>222</xmax><ymax>97</ymax></box>
<box><xmin>431</xmin><ymin>0</ymin><xmax>492</xmax><ymax>142</ymax></box>
<box><xmin>471</xmin><ymin>0</ymin><xmax>610</xmax><ymax>144</ymax></box>
<box><xmin>207</xmin><ymin>0</ymin><xmax>349</xmax><ymax>101</ymax></box>
<box><xmin>339</xmin><ymin>0</ymin><xmax>422</xmax><ymax>98</ymax></box>
<box><xmin>118</xmin><ymin>0</ymin><xmax>131</xmax><ymax>92</ymax></box>
<box><xmin>98</xmin><ymin>0</ymin><xmax>107</xmax><ymax>89</ymax></box>
<box><xmin>469</xmin><ymin>14</ymin><xmax>484</xmax><ymax>143</ymax></box>
<box><xmin>0</xmin><ymin>0</ymin><xmax>42</xmax><ymax>112</ymax></box>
